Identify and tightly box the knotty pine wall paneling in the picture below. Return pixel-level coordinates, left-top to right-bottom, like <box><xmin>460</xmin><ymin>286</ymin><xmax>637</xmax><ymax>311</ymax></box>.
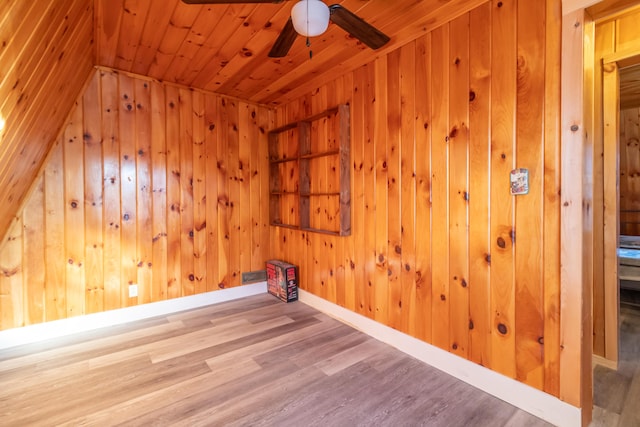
<box><xmin>592</xmin><ymin>6</ymin><xmax>640</xmax><ymax>360</ymax></box>
<box><xmin>271</xmin><ymin>0</ymin><xmax>565</xmax><ymax>400</ymax></box>
<box><xmin>0</xmin><ymin>68</ymin><xmax>271</xmax><ymax>330</ymax></box>
<box><xmin>620</xmin><ymin>107</ymin><xmax>640</xmax><ymax>235</ymax></box>
<box><xmin>0</xmin><ymin>0</ymin><xmax>94</xmax><ymax>240</ymax></box>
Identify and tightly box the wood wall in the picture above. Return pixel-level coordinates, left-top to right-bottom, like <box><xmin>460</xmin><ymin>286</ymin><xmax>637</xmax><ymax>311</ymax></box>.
<box><xmin>0</xmin><ymin>68</ymin><xmax>272</xmax><ymax>329</ymax></box>
<box><xmin>592</xmin><ymin>6</ymin><xmax>640</xmax><ymax>360</ymax></box>
<box><xmin>271</xmin><ymin>0</ymin><xmax>566</xmax><ymax>400</ymax></box>
<box><xmin>0</xmin><ymin>0</ymin><xmax>94</xmax><ymax>238</ymax></box>
<box><xmin>620</xmin><ymin>107</ymin><xmax>640</xmax><ymax>235</ymax></box>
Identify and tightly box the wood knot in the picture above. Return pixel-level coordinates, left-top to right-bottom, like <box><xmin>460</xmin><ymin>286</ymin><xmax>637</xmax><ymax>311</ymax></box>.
<box><xmin>497</xmin><ymin>237</ymin><xmax>506</xmax><ymax>249</ymax></box>
<box><xmin>189</xmin><ymin>274</ymin><xmax>195</xmax><ymax>282</ymax></box>
<box><xmin>497</xmin><ymin>323</ymin><xmax>508</xmax><ymax>335</ymax></box>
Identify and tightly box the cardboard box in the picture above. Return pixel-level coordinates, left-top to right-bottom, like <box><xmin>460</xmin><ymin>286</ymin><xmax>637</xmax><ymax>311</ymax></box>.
<box><xmin>266</xmin><ymin>260</ymin><xmax>298</xmax><ymax>303</ymax></box>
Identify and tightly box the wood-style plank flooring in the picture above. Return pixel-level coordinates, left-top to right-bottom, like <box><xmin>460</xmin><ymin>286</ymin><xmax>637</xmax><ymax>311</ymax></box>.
<box><xmin>592</xmin><ymin>301</ymin><xmax>640</xmax><ymax>427</ymax></box>
<box><xmin>0</xmin><ymin>294</ymin><xmax>551</xmax><ymax>426</ymax></box>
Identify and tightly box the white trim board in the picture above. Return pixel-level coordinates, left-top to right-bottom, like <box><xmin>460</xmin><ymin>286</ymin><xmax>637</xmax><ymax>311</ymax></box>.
<box><xmin>299</xmin><ymin>289</ymin><xmax>581</xmax><ymax>427</ymax></box>
<box><xmin>0</xmin><ymin>282</ymin><xmax>267</xmax><ymax>350</ymax></box>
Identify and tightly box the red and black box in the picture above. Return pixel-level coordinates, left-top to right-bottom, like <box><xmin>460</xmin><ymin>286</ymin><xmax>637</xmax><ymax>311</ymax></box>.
<box><xmin>266</xmin><ymin>260</ymin><xmax>298</xmax><ymax>303</ymax></box>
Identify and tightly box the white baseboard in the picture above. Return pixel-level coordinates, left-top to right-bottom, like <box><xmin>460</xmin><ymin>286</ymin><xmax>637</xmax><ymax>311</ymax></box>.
<box><xmin>0</xmin><ymin>282</ymin><xmax>267</xmax><ymax>350</ymax></box>
<box><xmin>299</xmin><ymin>289</ymin><xmax>582</xmax><ymax>427</ymax></box>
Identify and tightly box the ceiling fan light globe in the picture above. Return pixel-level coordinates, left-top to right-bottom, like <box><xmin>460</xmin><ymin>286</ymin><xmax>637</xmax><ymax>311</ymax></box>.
<box><xmin>291</xmin><ymin>0</ymin><xmax>330</xmax><ymax>37</ymax></box>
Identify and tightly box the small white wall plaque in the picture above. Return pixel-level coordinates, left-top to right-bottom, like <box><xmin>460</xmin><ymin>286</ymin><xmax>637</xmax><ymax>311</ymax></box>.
<box><xmin>510</xmin><ymin>168</ymin><xmax>529</xmax><ymax>195</ymax></box>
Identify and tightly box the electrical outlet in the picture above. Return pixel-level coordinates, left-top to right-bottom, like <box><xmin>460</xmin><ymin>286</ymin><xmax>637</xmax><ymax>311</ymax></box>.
<box><xmin>129</xmin><ymin>284</ymin><xmax>138</xmax><ymax>298</ymax></box>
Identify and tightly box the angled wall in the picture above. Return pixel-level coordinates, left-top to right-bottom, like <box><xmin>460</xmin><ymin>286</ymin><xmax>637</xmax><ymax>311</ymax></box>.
<box><xmin>0</xmin><ymin>68</ymin><xmax>272</xmax><ymax>329</ymax></box>
<box><xmin>0</xmin><ymin>0</ymin><xmax>94</xmax><ymax>237</ymax></box>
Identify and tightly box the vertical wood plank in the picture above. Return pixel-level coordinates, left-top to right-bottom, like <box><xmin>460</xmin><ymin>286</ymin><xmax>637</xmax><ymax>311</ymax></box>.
<box><xmin>226</xmin><ymin>97</ymin><xmax>241</xmax><ymax>288</ymax></box>
<box><xmin>0</xmin><ymin>218</ymin><xmax>23</xmax><ymax>329</ymax></box>
<box><xmin>238</xmin><ymin>102</ymin><xmax>252</xmax><ymax>278</ymax></box>
<box><xmin>119</xmin><ymin>75</ymin><xmax>138</xmax><ymax>307</ymax></box>
<box><xmin>602</xmin><ymin>61</ymin><xmax>620</xmax><ymax>367</ymax></box>
<box><xmin>166</xmin><ymin>85</ymin><xmax>182</xmax><ymax>299</ymax></box>
<box><xmin>151</xmin><ymin>80</ymin><xmax>168</xmax><ymax>302</ymax></box>
<box><xmin>560</xmin><ymin>9</ymin><xmax>587</xmax><ymax>409</ymax></box>
<box><xmin>448</xmin><ymin>13</ymin><xmax>470</xmax><ymax>359</ymax></box>
<box><xmin>363</xmin><ymin>62</ymin><xmax>377</xmax><ymax>320</ymax></box>
<box><xmin>101</xmin><ymin>70</ymin><xmax>122</xmax><ymax>312</ymax></box>
<box><xmin>543</xmin><ymin>0</ymin><xmax>562</xmax><ymax>396</ymax></box>
<box><xmin>44</xmin><ymin>141</ymin><xmax>66</xmax><ymax>321</ymax></box>
<box><xmin>430</xmin><ymin>24</ymin><xmax>450</xmax><ymax>351</ymax></box>
<box><xmin>414</xmin><ymin>33</ymin><xmax>433</xmax><ymax>343</ymax></box>
<box><xmin>217</xmin><ymin>97</ymin><xmax>230</xmax><ymax>289</ymax></box>
<box><xmin>353</xmin><ymin>66</ymin><xmax>367</xmax><ymax>316</ymax></box>
<box><xmin>179</xmin><ymin>88</ymin><xmax>195</xmax><ymax>296</ymax></box>
<box><xmin>374</xmin><ymin>55</ymin><xmax>389</xmax><ymax>325</ymax></box>
<box><xmin>23</xmin><ymin>176</ymin><xmax>45</xmax><ymax>325</ymax></box>
<box><xmin>399</xmin><ymin>43</ymin><xmax>417</xmax><ymax>336</ymax></box>
<box><xmin>468</xmin><ymin>2</ymin><xmax>492</xmax><ymax>368</ymax></box>
<box><xmin>83</xmin><ymin>71</ymin><xmax>104</xmax><ymax>315</ymax></box>
<box><xmin>592</xmin><ymin>19</ymin><xmax>615</xmax><ymax>359</ymax></box>
<box><xmin>249</xmin><ymin>103</ymin><xmax>262</xmax><ymax>271</ymax></box>
<box><xmin>64</xmin><ymin>101</ymin><xmax>86</xmax><ymax>317</ymax></box>
<box><xmin>135</xmin><ymin>79</ymin><xmax>153</xmax><ymax>304</ymax></box>
<box><xmin>205</xmin><ymin>93</ymin><xmax>219</xmax><ymax>292</ymax></box>
<box><xmin>192</xmin><ymin>91</ymin><xmax>207</xmax><ymax>295</ymax></box>
<box><xmin>387</xmin><ymin>49</ymin><xmax>403</xmax><ymax>331</ymax></box>
<box><xmin>490</xmin><ymin>0</ymin><xmax>517</xmax><ymax>378</ymax></box>
<box><xmin>341</xmin><ymin>75</ymin><xmax>355</xmax><ymax>311</ymax></box>
<box><xmin>515</xmin><ymin>0</ymin><xmax>545</xmax><ymax>389</ymax></box>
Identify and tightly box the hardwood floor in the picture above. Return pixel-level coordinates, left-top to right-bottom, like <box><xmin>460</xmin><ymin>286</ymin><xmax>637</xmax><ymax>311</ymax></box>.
<box><xmin>0</xmin><ymin>294</ymin><xmax>551</xmax><ymax>426</ymax></box>
<box><xmin>592</xmin><ymin>302</ymin><xmax>640</xmax><ymax>427</ymax></box>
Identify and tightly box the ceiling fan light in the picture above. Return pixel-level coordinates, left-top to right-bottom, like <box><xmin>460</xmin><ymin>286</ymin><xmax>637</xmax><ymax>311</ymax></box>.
<box><xmin>291</xmin><ymin>0</ymin><xmax>330</xmax><ymax>37</ymax></box>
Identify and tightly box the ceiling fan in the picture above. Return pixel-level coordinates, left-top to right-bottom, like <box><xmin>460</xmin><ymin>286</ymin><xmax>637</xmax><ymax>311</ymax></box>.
<box><xmin>181</xmin><ymin>0</ymin><xmax>391</xmax><ymax>58</ymax></box>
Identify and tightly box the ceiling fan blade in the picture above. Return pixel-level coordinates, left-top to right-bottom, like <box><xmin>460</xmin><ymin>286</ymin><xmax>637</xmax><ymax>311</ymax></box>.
<box><xmin>182</xmin><ymin>0</ymin><xmax>284</xmax><ymax>4</ymax></box>
<box><xmin>269</xmin><ymin>18</ymin><xmax>298</xmax><ymax>58</ymax></box>
<box><xmin>329</xmin><ymin>4</ymin><xmax>390</xmax><ymax>50</ymax></box>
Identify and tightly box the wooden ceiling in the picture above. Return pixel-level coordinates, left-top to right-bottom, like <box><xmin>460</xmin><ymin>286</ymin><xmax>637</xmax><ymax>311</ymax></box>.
<box><xmin>0</xmin><ymin>0</ymin><xmax>94</xmax><ymax>239</ymax></box>
<box><xmin>620</xmin><ymin>64</ymin><xmax>640</xmax><ymax>110</ymax></box>
<box><xmin>94</xmin><ymin>0</ymin><xmax>487</xmax><ymax>106</ymax></box>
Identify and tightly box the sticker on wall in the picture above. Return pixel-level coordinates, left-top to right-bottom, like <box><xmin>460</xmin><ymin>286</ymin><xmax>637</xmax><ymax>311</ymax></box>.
<box><xmin>510</xmin><ymin>168</ymin><xmax>529</xmax><ymax>195</ymax></box>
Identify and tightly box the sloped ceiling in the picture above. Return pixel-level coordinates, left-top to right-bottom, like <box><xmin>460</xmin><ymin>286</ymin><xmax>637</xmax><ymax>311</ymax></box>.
<box><xmin>0</xmin><ymin>0</ymin><xmax>95</xmax><ymax>238</ymax></box>
<box><xmin>94</xmin><ymin>0</ymin><xmax>487</xmax><ymax>106</ymax></box>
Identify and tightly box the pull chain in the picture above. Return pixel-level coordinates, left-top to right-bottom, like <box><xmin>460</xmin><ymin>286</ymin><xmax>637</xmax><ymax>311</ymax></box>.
<box><xmin>306</xmin><ymin>2</ymin><xmax>312</xmax><ymax>60</ymax></box>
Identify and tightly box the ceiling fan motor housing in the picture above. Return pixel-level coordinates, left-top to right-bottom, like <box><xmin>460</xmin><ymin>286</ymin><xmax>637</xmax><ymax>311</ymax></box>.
<box><xmin>291</xmin><ymin>0</ymin><xmax>330</xmax><ymax>37</ymax></box>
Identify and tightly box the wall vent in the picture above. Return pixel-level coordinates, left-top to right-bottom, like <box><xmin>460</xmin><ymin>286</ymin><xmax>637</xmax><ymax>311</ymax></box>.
<box><xmin>242</xmin><ymin>270</ymin><xmax>267</xmax><ymax>284</ymax></box>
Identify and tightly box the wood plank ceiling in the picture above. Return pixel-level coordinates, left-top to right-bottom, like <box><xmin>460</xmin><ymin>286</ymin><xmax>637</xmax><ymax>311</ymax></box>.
<box><xmin>620</xmin><ymin>64</ymin><xmax>640</xmax><ymax>110</ymax></box>
<box><xmin>0</xmin><ymin>0</ymin><xmax>94</xmax><ymax>240</ymax></box>
<box><xmin>94</xmin><ymin>0</ymin><xmax>487</xmax><ymax>106</ymax></box>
